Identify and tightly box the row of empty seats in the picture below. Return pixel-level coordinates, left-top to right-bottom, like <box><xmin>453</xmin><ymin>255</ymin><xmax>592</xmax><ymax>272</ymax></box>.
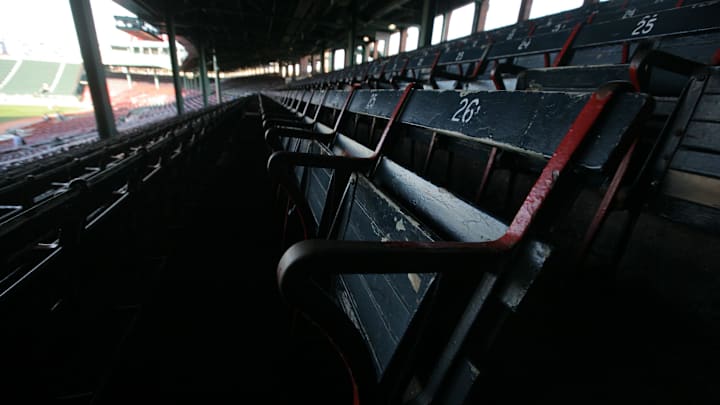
<box><xmin>260</xmin><ymin>64</ymin><xmax>720</xmax><ymax>404</ymax></box>
<box><xmin>0</xmin><ymin>93</ymin><xmax>225</xmax><ymax>170</ymax></box>
<box><xmin>257</xmin><ymin>3</ymin><xmax>720</xmax><ymax>397</ymax></box>
<box><xmin>288</xmin><ymin>0</ymin><xmax>718</xmax><ymax>97</ymax></box>
<box><xmin>0</xmin><ymin>95</ymin><xmax>247</xmax><ymax>401</ymax></box>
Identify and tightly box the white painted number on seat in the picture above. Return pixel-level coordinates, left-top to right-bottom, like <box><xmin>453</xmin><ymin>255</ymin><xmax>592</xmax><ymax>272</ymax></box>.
<box><xmin>632</xmin><ymin>14</ymin><xmax>658</xmax><ymax>36</ymax></box>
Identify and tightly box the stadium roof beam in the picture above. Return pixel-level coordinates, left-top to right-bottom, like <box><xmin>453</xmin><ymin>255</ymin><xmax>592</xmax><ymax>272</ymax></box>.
<box><xmin>113</xmin><ymin>0</ymin><xmax>430</xmax><ymax>70</ymax></box>
<box><xmin>70</xmin><ymin>0</ymin><xmax>117</xmax><ymax>139</ymax></box>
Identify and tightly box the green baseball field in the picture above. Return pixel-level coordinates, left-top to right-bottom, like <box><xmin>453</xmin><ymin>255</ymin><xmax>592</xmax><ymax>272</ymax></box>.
<box><xmin>0</xmin><ymin>105</ymin><xmax>84</xmax><ymax>124</ymax></box>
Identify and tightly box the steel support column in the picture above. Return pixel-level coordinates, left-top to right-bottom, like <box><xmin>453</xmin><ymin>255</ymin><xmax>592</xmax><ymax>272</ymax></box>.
<box><xmin>167</xmin><ymin>13</ymin><xmax>184</xmax><ymax>115</ymax></box>
<box><xmin>473</xmin><ymin>0</ymin><xmax>490</xmax><ymax>33</ymax></box>
<box><xmin>213</xmin><ymin>50</ymin><xmax>221</xmax><ymax>104</ymax></box>
<box><xmin>346</xmin><ymin>0</ymin><xmax>357</xmax><ymax>67</ymax></box>
<box><xmin>199</xmin><ymin>45</ymin><xmax>209</xmax><ymax>107</ymax></box>
<box><xmin>69</xmin><ymin>0</ymin><xmax>116</xmax><ymax>139</ymax></box>
<box><xmin>320</xmin><ymin>47</ymin><xmax>326</xmax><ymax>73</ymax></box>
<box><xmin>518</xmin><ymin>0</ymin><xmax>534</xmax><ymax>22</ymax></box>
<box><xmin>419</xmin><ymin>0</ymin><xmax>437</xmax><ymax>47</ymax></box>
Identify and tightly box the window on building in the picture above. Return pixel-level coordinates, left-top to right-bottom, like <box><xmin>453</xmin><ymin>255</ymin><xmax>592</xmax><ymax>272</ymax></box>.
<box><xmin>315</xmin><ymin>60</ymin><xmax>321</xmax><ymax>72</ymax></box>
<box><xmin>333</xmin><ymin>49</ymin><xmax>345</xmax><ymax>70</ymax></box>
<box><xmin>483</xmin><ymin>0</ymin><xmax>522</xmax><ymax>31</ymax></box>
<box><xmin>377</xmin><ymin>39</ymin><xmax>386</xmax><ymax>57</ymax></box>
<box><xmin>294</xmin><ymin>63</ymin><xmax>300</xmax><ymax>76</ymax></box>
<box><xmin>367</xmin><ymin>42</ymin><xmax>375</xmax><ymax>61</ymax></box>
<box><xmin>324</xmin><ymin>50</ymin><xmax>332</xmax><ymax>73</ymax></box>
<box><xmin>446</xmin><ymin>3</ymin><xmax>476</xmax><ymax>41</ymax></box>
<box><xmin>388</xmin><ymin>31</ymin><xmax>401</xmax><ymax>55</ymax></box>
<box><xmin>431</xmin><ymin>14</ymin><xmax>444</xmax><ymax>44</ymax></box>
<box><xmin>529</xmin><ymin>0</ymin><xmax>583</xmax><ymax>19</ymax></box>
<box><xmin>405</xmin><ymin>26</ymin><xmax>419</xmax><ymax>52</ymax></box>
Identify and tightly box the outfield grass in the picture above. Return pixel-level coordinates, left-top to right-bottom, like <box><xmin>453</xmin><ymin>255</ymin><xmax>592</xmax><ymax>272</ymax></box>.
<box><xmin>0</xmin><ymin>105</ymin><xmax>84</xmax><ymax>124</ymax></box>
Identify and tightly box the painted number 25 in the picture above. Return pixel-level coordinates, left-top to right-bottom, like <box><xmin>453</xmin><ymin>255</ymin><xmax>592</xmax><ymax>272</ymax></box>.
<box><xmin>631</xmin><ymin>14</ymin><xmax>658</xmax><ymax>36</ymax></box>
<box><xmin>451</xmin><ymin>98</ymin><xmax>481</xmax><ymax>123</ymax></box>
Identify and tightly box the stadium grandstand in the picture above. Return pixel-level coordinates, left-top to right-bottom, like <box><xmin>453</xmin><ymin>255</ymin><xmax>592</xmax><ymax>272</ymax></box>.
<box><xmin>0</xmin><ymin>0</ymin><xmax>719</xmax><ymax>404</ymax></box>
<box><xmin>0</xmin><ymin>1</ymin><xmax>200</xmax><ymax>163</ymax></box>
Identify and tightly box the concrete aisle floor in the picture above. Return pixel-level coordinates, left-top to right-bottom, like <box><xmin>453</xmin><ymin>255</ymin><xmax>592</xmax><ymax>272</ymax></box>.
<box><xmin>96</xmin><ymin>111</ymin><xmax>350</xmax><ymax>404</ymax></box>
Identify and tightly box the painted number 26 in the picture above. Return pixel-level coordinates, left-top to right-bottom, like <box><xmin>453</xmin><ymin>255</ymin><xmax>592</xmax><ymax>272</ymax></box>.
<box><xmin>631</xmin><ymin>14</ymin><xmax>658</xmax><ymax>36</ymax></box>
<box><xmin>451</xmin><ymin>98</ymin><xmax>481</xmax><ymax>124</ymax></box>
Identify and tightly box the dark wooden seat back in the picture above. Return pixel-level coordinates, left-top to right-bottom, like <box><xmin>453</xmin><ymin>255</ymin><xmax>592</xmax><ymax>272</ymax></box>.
<box><xmin>276</xmin><ymin>84</ymin><xmax>652</xmax><ymax>404</ymax></box>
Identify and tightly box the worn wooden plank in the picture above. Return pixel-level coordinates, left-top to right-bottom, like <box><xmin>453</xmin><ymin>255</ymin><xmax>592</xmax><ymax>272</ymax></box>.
<box><xmin>348</xmin><ymin>90</ymin><xmax>403</xmax><ymax>118</ymax></box>
<box><xmin>374</xmin><ymin>157</ymin><xmax>507</xmax><ymax>242</ymax></box>
<box><xmin>655</xmin><ymin>194</ymin><xmax>720</xmax><ymax>235</ymax></box>
<box><xmin>658</xmin><ymin>32</ymin><xmax>720</xmax><ymax>65</ymax></box>
<box><xmin>438</xmin><ymin>42</ymin><xmax>488</xmax><ymax>65</ymax></box>
<box><xmin>574</xmin><ymin>1</ymin><xmax>720</xmax><ymax>48</ymax></box>
<box><xmin>400</xmin><ymin>90</ymin><xmax>648</xmax><ymax>170</ymax></box>
<box><xmin>669</xmin><ymin>149</ymin><xmax>720</xmax><ymax>179</ymax></box>
<box><xmin>661</xmin><ymin>169</ymin><xmax>720</xmax><ymax>209</ymax></box>
<box><xmin>511</xmin><ymin>53</ymin><xmax>548</xmax><ymax>70</ymax></box>
<box><xmin>334</xmin><ymin>174</ymin><xmax>436</xmax><ymax>376</ymax></box>
<box><xmin>406</xmin><ymin>48</ymin><xmax>439</xmax><ymax>69</ymax></box>
<box><xmin>570</xmin><ymin>44</ymin><xmax>625</xmax><ymax>66</ymax></box>
<box><xmin>324</xmin><ymin>90</ymin><xmax>350</xmax><ymax>110</ymax></box>
<box><xmin>517</xmin><ymin>65</ymin><xmax>632</xmax><ymax>91</ymax></box>
<box><xmin>304</xmin><ymin>144</ymin><xmax>333</xmax><ymax>226</ymax></box>
<box><xmin>332</xmin><ymin>134</ymin><xmax>374</xmax><ymax>158</ymax></box>
<box><xmin>310</xmin><ymin>90</ymin><xmax>325</xmax><ymax>105</ymax></box>
<box><xmin>706</xmin><ymin>67</ymin><xmax>720</xmax><ymax>94</ymax></box>
<box><xmin>692</xmin><ymin>94</ymin><xmax>720</xmax><ymax>122</ymax></box>
<box><xmin>365</xmin><ymin>273</ymin><xmax>412</xmax><ymax>336</ymax></box>
<box><xmin>488</xmin><ymin>29</ymin><xmax>569</xmax><ymax>60</ymax></box>
<box><xmin>339</xmin><ymin>275</ymin><xmax>400</xmax><ymax>374</ymax></box>
<box><xmin>336</xmin><ymin>175</ymin><xmax>435</xmax><ymax>243</ymax></box>
<box><xmin>683</xmin><ymin>121</ymin><xmax>720</xmax><ymax>154</ymax></box>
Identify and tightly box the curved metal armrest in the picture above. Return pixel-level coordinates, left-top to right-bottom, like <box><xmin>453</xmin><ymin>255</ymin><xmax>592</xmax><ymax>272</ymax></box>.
<box><xmin>631</xmin><ymin>48</ymin><xmax>707</xmax><ymax>91</ymax></box>
<box><xmin>267</xmin><ymin>150</ymin><xmax>373</xmax><ymax>176</ymax></box>
<box><xmin>261</xmin><ymin>112</ymin><xmax>298</xmax><ymax>124</ymax></box>
<box><xmin>264</xmin><ymin>127</ymin><xmax>334</xmax><ymax>151</ymax></box>
<box><xmin>263</xmin><ymin>117</ymin><xmax>314</xmax><ymax>130</ymax></box>
<box><xmin>277</xmin><ymin>239</ymin><xmax>505</xmax><ymax>300</ymax></box>
<box><xmin>491</xmin><ymin>63</ymin><xmax>527</xmax><ymax>91</ymax></box>
<box><xmin>432</xmin><ymin>70</ymin><xmax>468</xmax><ymax>81</ymax></box>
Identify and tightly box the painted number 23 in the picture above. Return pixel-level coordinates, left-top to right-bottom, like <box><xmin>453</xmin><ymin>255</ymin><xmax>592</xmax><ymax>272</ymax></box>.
<box><xmin>451</xmin><ymin>98</ymin><xmax>481</xmax><ymax>123</ymax></box>
<box><xmin>631</xmin><ymin>14</ymin><xmax>658</xmax><ymax>36</ymax></box>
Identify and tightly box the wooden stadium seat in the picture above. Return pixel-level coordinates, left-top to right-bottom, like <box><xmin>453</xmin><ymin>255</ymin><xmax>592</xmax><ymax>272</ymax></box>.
<box><xmin>267</xmin><ymin>84</ymin><xmax>415</xmax><ymax>241</ymax></box>
<box><xmin>274</xmin><ymin>83</ymin><xmax>651</xmax><ymax>404</ymax></box>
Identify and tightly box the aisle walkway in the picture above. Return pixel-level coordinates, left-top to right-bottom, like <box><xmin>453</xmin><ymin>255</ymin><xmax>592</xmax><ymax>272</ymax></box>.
<box><xmin>97</xmin><ymin>113</ymin><xmax>294</xmax><ymax>403</ymax></box>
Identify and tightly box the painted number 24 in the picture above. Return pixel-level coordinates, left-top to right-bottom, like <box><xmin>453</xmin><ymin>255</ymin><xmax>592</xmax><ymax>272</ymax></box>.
<box><xmin>451</xmin><ymin>98</ymin><xmax>481</xmax><ymax>123</ymax></box>
<box><xmin>631</xmin><ymin>14</ymin><xmax>658</xmax><ymax>36</ymax></box>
